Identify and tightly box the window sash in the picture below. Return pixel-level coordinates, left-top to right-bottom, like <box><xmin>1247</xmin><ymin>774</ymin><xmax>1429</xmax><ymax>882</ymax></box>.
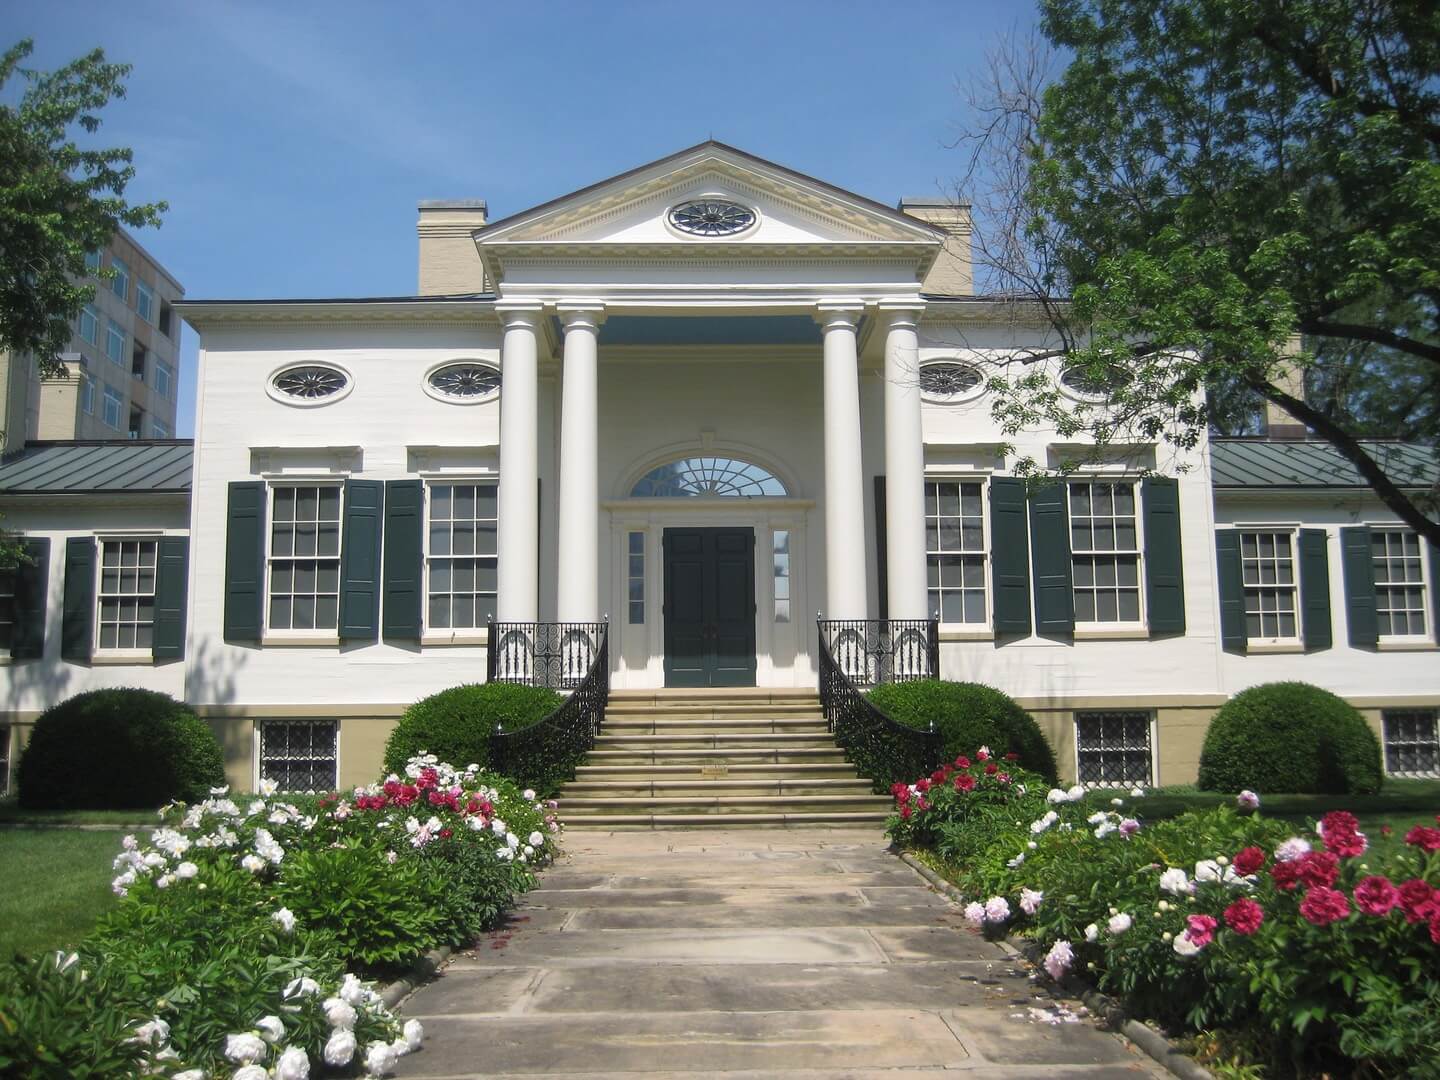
<box><xmin>628</xmin><ymin>530</ymin><xmax>646</xmax><ymax>625</ymax></box>
<box><xmin>136</xmin><ymin>282</ymin><xmax>154</xmax><ymax>323</ymax></box>
<box><xmin>0</xmin><ymin>567</ymin><xmax>15</xmax><ymax>652</ymax></box>
<box><xmin>1371</xmin><ymin>528</ymin><xmax>1430</xmax><ymax>638</ymax></box>
<box><xmin>259</xmin><ymin>720</ymin><xmax>337</xmax><ymax>792</ymax></box>
<box><xmin>96</xmin><ymin>538</ymin><xmax>158</xmax><ymax>651</ymax></box>
<box><xmin>81</xmin><ymin>374</ymin><xmax>95</xmax><ymax>415</ymax></box>
<box><xmin>926</xmin><ymin>479</ymin><xmax>988</xmax><ymax>624</ymax></box>
<box><xmin>111</xmin><ymin>258</ymin><xmax>129</xmax><ymax>300</ymax></box>
<box><xmin>102</xmin><ymin>387</ymin><xmax>123</xmax><ymax>428</ymax></box>
<box><xmin>79</xmin><ymin>305</ymin><xmax>98</xmax><ymax>345</ymax></box>
<box><xmin>772</xmin><ymin>529</ymin><xmax>789</xmax><ymax>624</ymax></box>
<box><xmin>1382</xmin><ymin>710</ymin><xmax>1440</xmax><ymax>777</ymax></box>
<box><xmin>1239</xmin><ymin>530</ymin><xmax>1300</xmax><ymax>641</ymax></box>
<box><xmin>1075</xmin><ymin>710</ymin><xmax>1153</xmax><ymax>787</ymax></box>
<box><xmin>267</xmin><ymin>485</ymin><xmax>343</xmax><ymax>632</ymax></box>
<box><xmin>105</xmin><ymin>322</ymin><xmax>125</xmax><ymax>364</ymax></box>
<box><xmin>424</xmin><ymin>481</ymin><xmax>498</xmax><ymax>631</ymax></box>
<box><xmin>1069</xmin><ymin>481</ymin><xmax>1142</xmax><ymax>624</ymax></box>
<box><xmin>155</xmin><ymin>361</ymin><xmax>172</xmax><ymax>400</ymax></box>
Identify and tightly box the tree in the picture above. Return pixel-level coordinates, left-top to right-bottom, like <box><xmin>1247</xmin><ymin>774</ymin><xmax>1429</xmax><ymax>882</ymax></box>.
<box><xmin>951</xmin><ymin>2</ymin><xmax>1439</xmax><ymax>544</ymax></box>
<box><xmin>0</xmin><ymin>38</ymin><xmax>166</xmax><ymax>378</ymax></box>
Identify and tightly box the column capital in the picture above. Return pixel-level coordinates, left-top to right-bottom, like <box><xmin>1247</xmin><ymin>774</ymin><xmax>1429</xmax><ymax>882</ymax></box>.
<box><xmin>556</xmin><ymin>302</ymin><xmax>607</xmax><ymax>331</ymax></box>
<box><xmin>494</xmin><ymin>300</ymin><xmax>544</xmax><ymax>329</ymax></box>
<box><xmin>878</xmin><ymin>299</ymin><xmax>926</xmax><ymax>328</ymax></box>
<box><xmin>813</xmin><ymin>301</ymin><xmax>865</xmax><ymax>330</ymax></box>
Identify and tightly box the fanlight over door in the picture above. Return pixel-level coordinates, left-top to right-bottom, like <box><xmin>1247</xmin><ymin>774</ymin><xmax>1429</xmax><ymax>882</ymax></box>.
<box><xmin>631</xmin><ymin>457</ymin><xmax>787</xmax><ymax>498</ymax></box>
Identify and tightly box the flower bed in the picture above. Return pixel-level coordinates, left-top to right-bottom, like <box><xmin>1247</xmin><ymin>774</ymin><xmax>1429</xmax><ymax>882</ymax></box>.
<box><xmin>887</xmin><ymin>750</ymin><xmax>1440</xmax><ymax>1077</ymax></box>
<box><xmin>0</xmin><ymin>754</ymin><xmax>561</xmax><ymax>1079</ymax></box>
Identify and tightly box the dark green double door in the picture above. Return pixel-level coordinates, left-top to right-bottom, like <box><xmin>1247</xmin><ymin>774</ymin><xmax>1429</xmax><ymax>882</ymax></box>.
<box><xmin>663</xmin><ymin>527</ymin><xmax>757</xmax><ymax>687</ymax></box>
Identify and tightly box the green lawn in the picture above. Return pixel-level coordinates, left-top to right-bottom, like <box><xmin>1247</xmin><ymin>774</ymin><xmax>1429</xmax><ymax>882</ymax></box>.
<box><xmin>0</xmin><ymin>798</ymin><xmax>162</xmax><ymax>826</ymax></box>
<box><xmin>0</xmin><ymin>829</ymin><xmax>122</xmax><ymax>957</ymax></box>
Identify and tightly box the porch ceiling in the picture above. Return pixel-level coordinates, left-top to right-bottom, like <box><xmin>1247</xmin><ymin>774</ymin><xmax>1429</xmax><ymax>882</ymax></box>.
<box><xmin>592</xmin><ymin>314</ymin><xmax>823</xmax><ymax>347</ymax></box>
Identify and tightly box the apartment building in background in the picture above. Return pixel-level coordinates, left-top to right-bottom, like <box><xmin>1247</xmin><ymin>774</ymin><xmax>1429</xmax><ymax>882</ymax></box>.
<box><xmin>0</xmin><ymin>227</ymin><xmax>184</xmax><ymax>454</ymax></box>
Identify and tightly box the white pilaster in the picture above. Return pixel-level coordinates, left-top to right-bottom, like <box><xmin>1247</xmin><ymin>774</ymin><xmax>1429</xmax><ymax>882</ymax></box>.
<box><xmin>816</xmin><ymin>303</ymin><xmax>868</xmax><ymax>620</ymax></box>
<box><xmin>556</xmin><ymin>304</ymin><xmax>604</xmax><ymax>622</ymax></box>
<box><xmin>882</xmin><ymin>303</ymin><xmax>929</xmax><ymax>620</ymax></box>
<box><xmin>496</xmin><ymin>303</ymin><xmax>542</xmax><ymax>622</ymax></box>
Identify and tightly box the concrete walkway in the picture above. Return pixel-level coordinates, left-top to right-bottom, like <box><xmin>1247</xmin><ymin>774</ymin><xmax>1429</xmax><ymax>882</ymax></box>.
<box><xmin>394</xmin><ymin>829</ymin><xmax>1167</xmax><ymax>1079</ymax></box>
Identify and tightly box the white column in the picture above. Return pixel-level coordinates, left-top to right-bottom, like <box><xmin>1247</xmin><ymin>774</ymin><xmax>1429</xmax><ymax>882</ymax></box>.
<box><xmin>556</xmin><ymin>304</ymin><xmax>604</xmax><ymax>622</ymax></box>
<box><xmin>816</xmin><ymin>303</ymin><xmax>869</xmax><ymax>619</ymax></box>
<box><xmin>496</xmin><ymin>303</ymin><xmax>542</xmax><ymax>622</ymax></box>
<box><xmin>882</xmin><ymin>303</ymin><xmax>929</xmax><ymax>620</ymax></box>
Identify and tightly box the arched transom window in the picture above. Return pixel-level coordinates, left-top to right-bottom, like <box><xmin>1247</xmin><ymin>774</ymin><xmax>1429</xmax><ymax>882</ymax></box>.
<box><xmin>631</xmin><ymin>457</ymin><xmax>787</xmax><ymax>498</ymax></box>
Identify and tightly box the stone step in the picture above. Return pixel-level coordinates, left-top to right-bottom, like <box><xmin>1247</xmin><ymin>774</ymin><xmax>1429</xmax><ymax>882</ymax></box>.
<box><xmin>594</xmin><ymin>732</ymin><xmax>835</xmax><ymax>750</ymax></box>
<box><xmin>603</xmin><ymin>713</ymin><xmax>826</xmax><ymax>730</ymax></box>
<box><xmin>563</xmin><ymin>778</ymin><xmax>876</xmax><ymax>797</ymax></box>
<box><xmin>603</xmin><ymin>703</ymin><xmax>824</xmax><ymax>721</ymax></box>
<box><xmin>562</xmin><ymin>810</ymin><xmax>890</xmax><ymax>828</ymax></box>
<box><xmin>584</xmin><ymin>747</ymin><xmax>851</xmax><ymax>766</ymax></box>
<box><xmin>574</xmin><ymin>762</ymin><xmax>862</xmax><ymax>779</ymax></box>
<box><xmin>607</xmin><ymin>688</ymin><xmax>819</xmax><ymax>705</ymax></box>
<box><xmin>562</xmin><ymin>794</ymin><xmax>892</xmax><ymax>815</ymax></box>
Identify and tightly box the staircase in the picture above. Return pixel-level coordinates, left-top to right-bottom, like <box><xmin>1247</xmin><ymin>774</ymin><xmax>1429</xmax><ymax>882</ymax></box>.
<box><xmin>557</xmin><ymin>689</ymin><xmax>893</xmax><ymax>828</ymax></box>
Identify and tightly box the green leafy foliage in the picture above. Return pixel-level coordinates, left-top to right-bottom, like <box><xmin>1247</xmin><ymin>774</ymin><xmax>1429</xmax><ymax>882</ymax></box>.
<box><xmin>382</xmin><ymin>682</ymin><xmax>563</xmax><ymax>778</ymax></box>
<box><xmin>16</xmin><ymin>688</ymin><xmax>225</xmax><ymax>809</ymax></box>
<box><xmin>0</xmin><ymin>39</ymin><xmax>166</xmax><ymax>376</ymax></box>
<box><xmin>1198</xmin><ymin>682</ymin><xmax>1383</xmax><ymax>795</ymax></box>
<box><xmin>869</xmin><ymin>680</ymin><xmax>1059</xmax><ymax>784</ymax></box>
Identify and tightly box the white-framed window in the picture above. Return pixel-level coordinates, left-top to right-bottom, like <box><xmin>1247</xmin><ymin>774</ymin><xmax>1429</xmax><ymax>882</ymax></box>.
<box><xmin>259</xmin><ymin>720</ymin><xmax>337</xmax><ymax>792</ymax></box>
<box><xmin>1372</xmin><ymin>528</ymin><xmax>1430</xmax><ymax>639</ymax></box>
<box><xmin>105</xmin><ymin>320</ymin><xmax>125</xmax><ymax>365</ymax></box>
<box><xmin>84</xmin><ymin>249</ymin><xmax>101</xmax><ymax>274</ymax></box>
<box><xmin>0</xmin><ymin>723</ymin><xmax>10</xmax><ymax>797</ymax></box>
<box><xmin>78</xmin><ymin>303</ymin><xmax>98</xmax><ymax>345</ymax></box>
<box><xmin>102</xmin><ymin>384</ymin><xmax>123</xmax><ymax>429</ymax></box>
<box><xmin>96</xmin><ymin>538</ymin><xmax>158</xmax><ymax>651</ymax></box>
<box><xmin>154</xmin><ymin>360</ymin><xmax>173</xmax><ymax>400</ymax></box>
<box><xmin>1240</xmin><ymin>529</ymin><xmax>1299</xmax><ymax>642</ymax></box>
<box><xmin>627</xmin><ymin>531</ymin><xmax>645</xmax><ymax>625</ymax></box>
<box><xmin>1075</xmin><ymin>710</ymin><xmax>1154</xmax><ymax>787</ymax></box>
<box><xmin>81</xmin><ymin>372</ymin><xmax>95</xmax><ymax>415</ymax></box>
<box><xmin>773</xmin><ymin>529</ymin><xmax>791</xmax><ymax>623</ymax></box>
<box><xmin>925</xmin><ymin>479</ymin><xmax>987</xmax><ymax>624</ymax></box>
<box><xmin>1070</xmin><ymin>480</ymin><xmax>1142</xmax><ymax>624</ymax></box>
<box><xmin>1382</xmin><ymin>709</ymin><xmax>1439</xmax><ymax>778</ymax></box>
<box><xmin>0</xmin><ymin>562</ymin><xmax>15</xmax><ymax>653</ymax></box>
<box><xmin>152</xmin><ymin>419</ymin><xmax>170</xmax><ymax>438</ymax></box>
<box><xmin>136</xmin><ymin>280</ymin><xmax>154</xmax><ymax>323</ymax></box>
<box><xmin>425</xmin><ymin>481</ymin><xmax>497</xmax><ymax>630</ymax></box>
<box><xmin>111</xmin><ymin>256</ymin><xmax>129</xmax><ymax>301</ymax></box>
<box><xmin>267</xmin><ymin>485</ymin><xmax>342</xmax><ymax>632</ymax></box>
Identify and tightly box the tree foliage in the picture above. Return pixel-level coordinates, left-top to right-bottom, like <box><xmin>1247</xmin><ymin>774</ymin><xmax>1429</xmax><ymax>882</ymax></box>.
<box><xmin>0</xmin><ymin>38</ymin><xmax>166</xmax><ymax>376</ymax></box>
<box><xmin>952</xmin><ymin>3</ymin><xmax>1439</xmax><ymax>543</ymax></box>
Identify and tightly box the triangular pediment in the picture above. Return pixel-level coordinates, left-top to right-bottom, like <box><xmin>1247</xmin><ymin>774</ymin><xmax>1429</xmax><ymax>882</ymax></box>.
<box><xmin>477</xmin><ymin>142</ymin><xmax>945</xmax><ymax>249</ymax></box>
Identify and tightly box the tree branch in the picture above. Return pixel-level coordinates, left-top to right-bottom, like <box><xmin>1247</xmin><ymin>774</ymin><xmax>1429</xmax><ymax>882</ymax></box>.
<box><xmin>1299</xmin><ymin>318</ymin><xmax>1440</xmax><ymax>367</ymax></box>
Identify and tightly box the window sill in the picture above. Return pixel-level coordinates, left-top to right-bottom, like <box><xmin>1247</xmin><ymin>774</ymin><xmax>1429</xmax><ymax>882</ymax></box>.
<box><xmin>1377</xmin><ymin>640</ymin><xmax>1439</xmax><ymax>653</ymax></box>
<box><xmin>261</xmin><ymin>633</ymin><xmax>340</xmax><ymax>647</ymax></box>
<box><xmin>1073</xmin><ymin>627</ymin><xmax>1149</xmax><ymax>641</ymax></box>
<box><xmin>92</xmin><ymin>650</ymin><xmax>154</xmax><ymax>665</ymax></box>
<box><xmin>420</xmin><ymin>631</ymin><xmax>490</xmax><ymax>647</ymax></box>
<box><xmin>938</xmin><ymin>627</ymin><xmax>994</xmax><ymax>642</ymax></box>
<box><xmin>1245</xmin><ymin>641</ymin><xmax>1305</xmax><ymax>655</ymax></box>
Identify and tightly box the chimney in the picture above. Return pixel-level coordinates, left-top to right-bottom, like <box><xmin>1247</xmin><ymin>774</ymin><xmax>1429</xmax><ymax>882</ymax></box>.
<box><xmin>898</xmin><ymin>197</ymin><xmax>973</xmax><ymax>297</ymax></box>
<box><xmin>1265</xmin><ymin>334</ymin><xmax>1309</xmax><ymax>439</ymax></box>
<box><xmin>417</xmin><ymin>200</ymin><xmax>489</xmax><ymax>295</ymax></box>
<box><xmin>36</xmin><ymin>357</ymin><xmax>84</xmax><ymax>441</ymax></box>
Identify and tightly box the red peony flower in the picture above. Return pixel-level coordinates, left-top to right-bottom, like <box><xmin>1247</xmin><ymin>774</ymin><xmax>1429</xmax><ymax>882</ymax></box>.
<box><xmin>931</xmin><ymin>769</ymin><xmax>947</xmax><ymax>784</ymax></box>
<box><xmin>1353</xmin><ymin>875</ymin><xmax>1400</xmax><ymax>916</ymax></box>
<box><xmin>438</xmin><ymin>827</ymin><xmax>453</xmax><ymax>840</ymax></box>
<box><xmin>1186</xmin><ymin>914</ymin><xmax>1219</xmax><ymax>948</ymax></box>
<box><xmin>915</xmin><ymin>778</ymin><xmax>931</xmax><ymax>793</ymax></box>
<box><xmin>955</xmin><ymin>756</ymin><xmax>972</xmax><ymax>769</ymax></box>
<box><xmin>984</xmin><ymin>763</ymin><xmax>999</xmax><ymax>776</ymax></box>
<box><xmin>1271</xmin><ymin>859</ymin><xmax>1302</xmax><ymax>891</ymax></box>
<box><xmin>1233</xmin><ymin>846</ymin><xmax>1266</xmax><ymax>876</ymax></box>
<box><xmin>1295</xmin><ymin>851</ymin><xmax>1341</xmax><ymax>889</ymax></box>
<box><xmin>1004</xmin><ymin>752</ymin><xmax>1019</xmax><ymax>761</ymax></box>
<box><xmin>1224</xmin><ymin>897</ymin><xmax>1264</xmax><ymax>935</ymax></box>
<box><xmin>976</xmin><ymin>748</ymin><xmax>991</xmax><ymax>761</ymax></box>
<box><xmin>1431</xmin><ymin>916</ymin><xmax>1440</xmax><ymax>947</ymax></box>
<box><xmin>899</xmin><ymin>805</ymin><xmax>913</xmax><ymax>820</ymax></box>
<box><xmin>1381</xmin><ymin>824</ymin><xmax>1393</xmax><ymax>837</ymax></box>
<box><xmin>1300</xmin><ymin>886</ymin><xmax>1351</xmax><ymax>927</ymax></box>
<box><xmin>955</xmin><ymin>773</ymin><xmax>976</xmax><ymax>792</ymax></box>
<box><xmin>1404</xmin><ymin>825</ymin><xmax>1440</xmax><ymax>853</ymax></box>
<box><xmin>1397</xmin><ymin>879</ymin><xmax>1440</xmax><ymax>924</ymax></box>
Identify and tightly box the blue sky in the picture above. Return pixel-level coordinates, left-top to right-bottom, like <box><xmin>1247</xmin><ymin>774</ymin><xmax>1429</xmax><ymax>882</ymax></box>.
<box><xmin>9</xmin><ymin>1</ymin><xmax>1041</xmax><ymax>434</ymax></box>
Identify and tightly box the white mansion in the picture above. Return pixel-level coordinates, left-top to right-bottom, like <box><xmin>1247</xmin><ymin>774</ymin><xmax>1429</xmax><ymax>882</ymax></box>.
<box><xmin>1</xmin><ymin>142</ymin><xmax>1436</xmax><ymax>796</ymax></box>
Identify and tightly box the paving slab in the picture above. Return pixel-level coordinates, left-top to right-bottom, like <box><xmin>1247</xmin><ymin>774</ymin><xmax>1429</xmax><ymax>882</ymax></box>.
<box><xmin>395</xmin><ymin>828</ymin><xmax>1166</xmax><ymax>1079</ymax></box>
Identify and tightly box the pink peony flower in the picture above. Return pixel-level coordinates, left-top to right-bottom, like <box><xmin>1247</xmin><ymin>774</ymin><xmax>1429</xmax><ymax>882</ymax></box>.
<box><xmin>1042</xmin><ymin>939</ymin><xmax>1074</xmax><ymax>980</ymax></box>
<box><xmin>1404</xmin><ymin>825</ymin><xmax>1440</xmax><ymax>853</ymax></box>
<box><xmin>1353</xmin><ymin>875</ymin><xmax>1400</xmax><ymax>916</ymax></box>
<box><xmin>1236</xmin><ymin>790</ymin><xmax>1260</xmax><ymax>811</ymax></box>
<box><xmin>1397</xmin><ymin>879</ymin><xmax>1440</xmax><ymax>924</ymax></box>
<box><xmin>1118</xmin><ymin>818</ymin><xmax>1140</xmax><ymax>838</ymax></box>
<box><xmin>1319</xmin><ymin>811</ymin><xmax>1367</xmax><ymax>857</ymax></box>
<box><xmin>1224</xmin><ymin>897</ymin><xmax>1264</xmax><ymax>935</ymax></box>
<box><xmin>1300</xmin><ymin>886</ymin><xmax>1351</xmax><ymax>927</ymax></box>
<box><xmin>1185</xmin><ymin>914</ymin><xmax>1218</xmax><ymax>948</ymax></box>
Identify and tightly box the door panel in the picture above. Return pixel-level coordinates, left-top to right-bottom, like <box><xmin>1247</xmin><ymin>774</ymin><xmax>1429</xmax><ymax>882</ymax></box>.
<box><xmin>663</xmin><ymin>527</ymin><xmax>756</xmax><ymax>687</ymax></box>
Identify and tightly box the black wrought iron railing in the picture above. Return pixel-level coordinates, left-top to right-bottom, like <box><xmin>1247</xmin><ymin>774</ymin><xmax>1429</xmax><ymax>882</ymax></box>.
<box><xmin>488</xmin><ymin>620</ymin><xmax>610</xmax><ymax>795</ymax></box>
<box><xmin>486</xmin><ymin>621</ymin><xmax>608</xmax><ymax>689</ymax></box>
<box><xmin>817</xmin><ymin>618</ymin><xmax>942</xmax><ymax>792</ymax></box>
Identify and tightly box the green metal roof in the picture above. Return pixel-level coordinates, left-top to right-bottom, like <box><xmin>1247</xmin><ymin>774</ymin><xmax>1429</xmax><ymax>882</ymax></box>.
<box><xmin>1211</xmin><ymin>439</ymin><xmax>1438</xmax><ymax>489</ymax></box>
<box><xmin>0</xmin><ymin>440</ymin><xmax>192</xmax><ymax>494</ymax></box>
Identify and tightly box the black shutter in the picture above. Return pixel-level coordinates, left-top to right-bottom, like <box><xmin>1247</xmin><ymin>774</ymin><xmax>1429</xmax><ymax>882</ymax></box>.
<box><xmin>874</xmin><ymin>476</ymin><xmax>889</xmax><ymax>621</ymax></box>
<box><xmin>989</xmin><ymin>477</ymin><xmax>1031</xmax><ymax>635</ymax></box>
<box><xmin>339</xmin><ymin>480</ymin><xmax>384</xmax><ymax>641</ymax></box>
<box><xmin>10</xmin><ymin>538</ymin><xmax>49</xmax><ymax>659</ymax></box>
<box><xmin>224</xmin><ymin>481</ymin><xmax>265</xmax><ymax>642</ymax></box>
<box><xmin>382</xmin><ymin>479</ymin><xmax>424</xmax><ymax>639</ymax></box>
<box><xmin>152</xmin><ymin>536</ymin><xmax>189</xmax><ymax>660</ymax></box>
<box><xmin>1142</xmin><ymin>478</ymin><xmax>1185</xmax><ymax>637</ymax></box>
<box><xmin>1297</xmin><ymin>529</ymin><xmax>1332</xmax><ymax>652</ymax></box>
<box><xmin>61</xmin><ymin>536</ymin><xmax>95</xmax><ymax>662</ymax></box>
<box><xmin>1214</xmin><ymin>531</ymin><xmax>1247</xmax><ymax>655</ymax></box>
<box><xmin>1029</xmin><ymin>482</ymin><xmax>1074</xmax><ymax>638</ymax></box>
<box><xmin>1340</xmin><ymin>525</ymin><xmax>1378</xmax><ymax>648</ymax></box>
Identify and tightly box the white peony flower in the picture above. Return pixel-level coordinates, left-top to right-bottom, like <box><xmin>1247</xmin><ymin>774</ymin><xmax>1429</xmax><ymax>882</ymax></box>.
<box><xmin>323</xmin><ymin>997</ymin><xmax>357</xmax><ymax>1030</ymax></box>
<box><xmin>272</xmin><ymin>907</ymin><xmax>297</xmax><ymax>934</ymax></box>
<box><xmin>255</xmin><ymin>1014</ymin><xmax>285</xmax><ymax>1044</ymax></box>
<box><xmin>1019</xmin><ymin>888</ymin><xmax>1043</xmax><ymax>915</ymax></box>
<box><xmin>402</xmin><ymin>1019</ymin><xmax>424</xmax><ymax>1051</ymax></box>
<box><xmin>1159</xmin><ymin>867</ymin><xmax>1193</xmax><ymax>895</ymax></box>
<box><xmin>132</xmin><ymin>1017</ymin><xmax>170</xmax><ymax>1045</ymax></box>
<box><xmin>259</xmin><ymin>777</ymin><xmax>279</xmax><ymax>796</ymax></box>
<box><xmin>523</xmin><ymin>789</ymin><xmax>536</xmax><ymax>801</ymax></box>
<box><xmin>248</xmin><ymin>800</ymin><xmax>267</xmax><ymax>816</ymax></box>
<box><xmin>175</xmin><ymin>861</ymin><xmax>199</xmax><ymax>880</ymax></box>
<box><xmin>155</xmin><ymin>874</ymin><xmax>175</xmax><ymax>889</ymax></box>
<box><xmin>963</xmin><ymin>901</ymin><xmax>986</xmax><ymax>925</ymax></box>
<box><xmin>364</xmin><ymin>1040</ymin><xmax>399</xmax><ymax>1077</ymax></box>
<box><xmin>1108</xmin><ymin>912</ymin><xmax>1133</xmax><ymax>935</ymax></box>
<box><xmin>241</xmin><ymin>854</ymin><xmax>267</xmax><ymax>874</ymax></box>
<box><xmin>225</xmin><ymin>1031</ymin><xmax>267</xmax><ymax>1064</ymax></box>
<box><xmin>491</xmin><ymin>819</ymin><xmax>507</xmax><ymax>835</ymax></box>
<box><xmin>1087</xmin><ymin>811</ymin><xmax>1108</xmax><ymax>825</ymax></box>
<box><xmin>1046</xmin><ymin>788</ymin><xmax>1068</xmax><ymax>805</ymax></box>
<box><xmin>1236</xmin><ymin>789</ymin><xmax>1260</xmax><ymax>810</ymax></box>
<box><xmin>172</xmin><ymin>1071</ymin><xmax>206</xmax><ymax>1080</ymax></box>
<box><xmin>1006</xmin><ymin>852</ymin><xmax>1026</xmax><ymax>869</ymax></box>
<box><xmin>1042</xmin><ymin>938</ymin><xmax>1074</xmax><ymax>980</ymax></box>
<box><xmin>984</xmin><ymin>896</ymin><xmax>1011</xmax><ymax>923</ymax></box>
<box><xmin>324</xmin><ymin>1028</ymin><xmax>358</xmax><ymax>1066</ymax></box>
<box><xmin>1173</xmin><ymin>931</ymin><xmax>1202</xmax><ymax>957</ymax></box>
<box><xmin>233</xmin><ymin>1067</ymin><xmax>269</xmax><ymax>1080</ymax></box>
<box><xmin>529</xmin><ymin>831</ymin><xmax>544</xmax><ymax>847</ymax></box>
<box><xmin>339</xmin><ymin>973</ymin><xmax>368</xmax><ymax>1006</ymax></box>
<box><xmin>1094</xmin><ymin>822</ymin><xmax>1118</xmax><ymax>839</ymax></box>
<box><xmin>122</xmin><ymin>834</ymin><xmax>138</xmax><ymax>851</ymax></box>
<box><xmin>1111</xmin><ymin>797</ymin><xmax>1124</xmax><ymax>806</ymax></box>
<box><xmin>1275</xmin><ymin>836</ymin><xmax>1312</xmax><ymax>862</ymax></box>
<box><xmin>284</xmin><ymin>976</ymin><xmax>320</xmax><ymax>999</ymax></box>
<box><xmin>143</xmin><ymin>851</ymin><xmax>167</xmax><ymax>869</ymax></box>
<box><xmin>1084</xmin><ymin>922</ymin><xmax>1099</xmax><ymax>943</ymax></box>
<box><xmin>1067</xmin><ymin>784</ymin><xmax>1086</xmax><ymax>800</ymax></box>
<box><xmin>274</xmin><ymin>1045</ymin><xmax>309</xmax><ymax>1080</ymax></box>
<box><xmin>507</xmin><ymin>832</ymin><xmax>521</xmax><ymax>849</ymax></box>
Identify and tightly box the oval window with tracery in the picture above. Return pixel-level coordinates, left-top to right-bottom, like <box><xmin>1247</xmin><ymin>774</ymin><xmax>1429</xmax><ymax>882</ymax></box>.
<box><xmin>428</xmin><ymin>362</ymin><xmax>501</xmax><ymax>401</ymax></box>
<box><xmin>919</xmin><ymin>361</ymin><xmax>984</xmax><ymax>401</ymax></box>
<box><xmin>1061</xmin><ymin>365</ymin><xmax>1130</xmax><ymax>400</ymax></box>
<box><xmin>272</xmin><ymin>365</ymin><xmax>348</xmax><ymax>400</ymax></box>
<box><xmin>631</xmin><ymin>457</ymin><xmax>787</xmax><ymax>498</ymax></box>
<box><xmin>668</xmin><ymin>200</ymin><xmax>756</xmax><ymax>237</ymax></box>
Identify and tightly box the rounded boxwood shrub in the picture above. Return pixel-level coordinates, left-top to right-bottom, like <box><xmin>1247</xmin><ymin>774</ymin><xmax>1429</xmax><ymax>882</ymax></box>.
<box><xmin>382</xmin><ymin>682</ymin><xmax>562</xmax><ymax>777</ymax></box>
<box><xmin>868</xmin><ymin>679</ymin><xmax>1058</xmax><ymax>784</ymax></box>
<box><xmin>17</xmin><ymin>688</ymin><xmax>224</xmax><ymax>809</ymax></box>
<box><xmin>1197</xmin><ymin>681</ymin><xmax>1383</xmax><ymax>795</ymax></box>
